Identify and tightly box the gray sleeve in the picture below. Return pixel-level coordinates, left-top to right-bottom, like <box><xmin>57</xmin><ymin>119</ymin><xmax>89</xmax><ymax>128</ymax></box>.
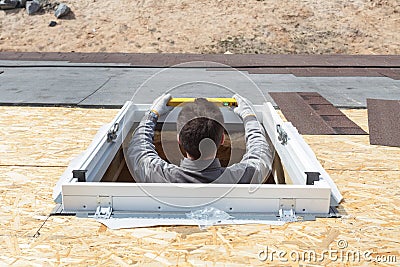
<box><xmin>229</xmin><ymin>115</ymin><xmax>274</xmax><ymax>183</ymax></box>
<box><xmin>127</xmin><ymin>114</ymin><xmax>178</xmax><ymax>183</ymax></box>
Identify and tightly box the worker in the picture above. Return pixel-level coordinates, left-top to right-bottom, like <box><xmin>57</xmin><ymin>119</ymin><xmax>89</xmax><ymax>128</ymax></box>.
<box><xmin>127</xmin><ymin>93</ymin><xmax>273</xmax><ymax>183</ymax></box>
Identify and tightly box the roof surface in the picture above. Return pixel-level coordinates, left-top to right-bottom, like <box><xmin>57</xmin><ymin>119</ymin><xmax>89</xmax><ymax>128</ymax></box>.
<box><xmin>1</xmin><ymin>53</ymin><xmax>399</xmax><ymax>108</ymax></box>
<box><xmin>0</xmin><ymin>54</ymin><xmax>399</xmax><ymax>265</ymax></box>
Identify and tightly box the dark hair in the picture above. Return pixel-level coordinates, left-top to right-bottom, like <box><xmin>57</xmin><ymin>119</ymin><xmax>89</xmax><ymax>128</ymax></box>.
<box><xmin>177</xmin><ymin>98</ymin><xmax>224</xmax><ymax>160</ymax></box>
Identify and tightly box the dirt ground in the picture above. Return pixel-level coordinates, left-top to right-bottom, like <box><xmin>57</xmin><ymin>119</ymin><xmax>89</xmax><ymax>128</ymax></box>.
<box><xmin>0</xmin><ymin>0</ymin><xmax>399</xmax><ymax>54</ymax></box>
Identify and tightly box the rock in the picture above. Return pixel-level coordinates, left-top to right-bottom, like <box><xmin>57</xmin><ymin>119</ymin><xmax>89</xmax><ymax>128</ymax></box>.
<box><xmin>0</xmin><ymin>0</ymin><xmax>18</xmax><ymax>10</ymax></box>
<box><xmin>54</xmin><ymin>3</ymin><xmax>70</xmax><ymax>18</ymax></box>
<box><xmin>49</xmin><ymin>20</ymin><xmax>57</xmax><ymax>27</ymax></box>
<box><xmin>26</xmin><ymin>0</ymin><xmax>41</xmax><ymax>14</ymax></box>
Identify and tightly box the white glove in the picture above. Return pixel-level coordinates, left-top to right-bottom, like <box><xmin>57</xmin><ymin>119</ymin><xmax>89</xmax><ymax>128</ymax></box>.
<box><xmin>150</xmin><ymin>93</ymin><xmax>173</xmax><ymax>117</ymax></box>
<box><xmin>233</xmin><ymin>94</ymin><xmax>256</xmax><ymax>119</ymax></box>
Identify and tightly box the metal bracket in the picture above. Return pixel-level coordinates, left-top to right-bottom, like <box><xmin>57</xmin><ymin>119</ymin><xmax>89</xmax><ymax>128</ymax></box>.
<box><xmin>278</xmin><ymin>198</ymin><xmax>297</xmax><ymax>222</ymax></box>
<box><xmin>94</xmin><ymin>196</ymin><xmax>112</xmax><ymax>219</ymax></box>
<box><xmin>96</xmin><ymin>195</ymin><xmax>112</xmax><ymax>206</ymax></box>
<box><xmin>107</xmin><ymin>123</ymin><xmax>119</xmax><ymax>143</ymax></box>
<box><xmin>72</xmin><ymin>170</ymin><xmax>87</xmax><ymax>182</ymax></box>
<box><xmin>279</xmin><ymin>198</ymin><xmax>296</xmax><ymax>210</ymax></box>
<box><xmin>279</xmin><ymin>208</ymin><xmax>297</xmax><ymax>222</ymax></box>
<box><xmin>276</xmin><ymin>124</ymin><xmax>288</xmax><ymax>145</ymax></box>
<box><xmin>94</xmin><ymin>206</ymin><xmax>112</xmax><ymax>219</ymax></box>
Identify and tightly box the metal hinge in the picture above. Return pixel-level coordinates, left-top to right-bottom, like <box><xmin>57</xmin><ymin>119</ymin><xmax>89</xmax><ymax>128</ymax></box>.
<box><xmin>93</xmin><ymin>196</ymin><xmax>112</xmax><ymax>219</ymax></box>
<box><xmin>278</xmin><ymin>198</ymin><xmax>297</xmax><ymax>222</ymax></box>
<box><xmin>94</xmin><ymin>206</ymin><xmax>112</xmax><ymax>219</ymax></box>
<box><xmin>276</xmin><ymin>124</ymin><xmax>288</xmax><ymax>145</ymax></box>
<box><xmin>107</xmin><ymin>123</ymin><xmax>119</xmax><ymax>143</ymax></box>
<box><xmin>279</xmin><ymin>208</ymin><xmax>297</xmax><ymax>222</ymax></box>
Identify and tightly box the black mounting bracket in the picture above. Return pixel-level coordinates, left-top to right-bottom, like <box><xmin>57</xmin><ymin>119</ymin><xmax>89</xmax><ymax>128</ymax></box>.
<box><xmin>72</xmin><ymin>170</ymin><xmax>87</xmax><ymax>182</ymax></box>
<box><xmin>305</xmin><ymin>172</ymin><xmax>320</xmax><ymax>185</ymax></box>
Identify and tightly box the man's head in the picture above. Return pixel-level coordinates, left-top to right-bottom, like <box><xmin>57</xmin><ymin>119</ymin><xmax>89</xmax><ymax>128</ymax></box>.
<box><xmin>177</xmin><ymin>98</ymin><xmax>225</xmax><ymax>160</ymax></box>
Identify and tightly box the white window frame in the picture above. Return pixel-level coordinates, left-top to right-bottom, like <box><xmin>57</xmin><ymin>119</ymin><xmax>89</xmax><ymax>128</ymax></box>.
<box><xmin>53</xmin><ymin>101</ymin><xmax>342</xmax><ymax>219</ymax></box>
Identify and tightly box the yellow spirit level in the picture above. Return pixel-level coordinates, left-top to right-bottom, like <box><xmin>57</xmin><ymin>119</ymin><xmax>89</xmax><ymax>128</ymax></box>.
<box><xmin>167</xmin><ymin>98</ymin><xmax>237</xmax><ymax>107</ymax></box>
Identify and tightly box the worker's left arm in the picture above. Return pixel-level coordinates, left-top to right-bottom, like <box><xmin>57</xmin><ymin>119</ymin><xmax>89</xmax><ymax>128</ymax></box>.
<box><xmin>230</xmin><ymin>94</ymin><xmax>274</xmax><ymax>183</ymax></box>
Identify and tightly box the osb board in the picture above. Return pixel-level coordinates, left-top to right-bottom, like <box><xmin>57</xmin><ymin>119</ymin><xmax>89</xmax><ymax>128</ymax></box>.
<box><xmin>0</xmin><ymin>107</ymin><xmax>399</xmax><ymax>266</ymax></box>
<box><xmin>0</xmin><ymin>166</ymin><xmax>65</xmax><ymax>238</ymax></box>
<box><xmin>303</xmin><ymin>110</ymin><xmax>399</xmax><ymax>172</ymax></box>
<box><xmin>0</xmin><ymin>107</ymin><xmax>119</xmax><ymax>167</ymax></box>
